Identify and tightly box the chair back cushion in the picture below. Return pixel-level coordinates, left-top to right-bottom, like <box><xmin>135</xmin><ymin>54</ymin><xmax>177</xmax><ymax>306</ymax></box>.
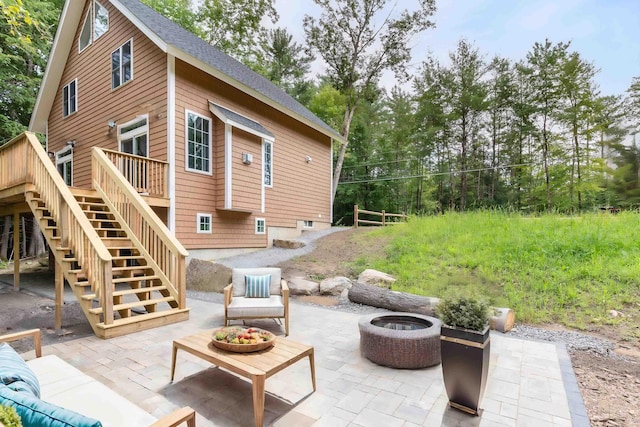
<box><xmin>244</xmin><ymin>274</ymin><xmax>271</xmax><ymax>298</ymax></box>
<box><xmin>232</xmin><ymin>268</ymin><xmax>281</xmax><ymax>297</ymax></box>
<box><xmin>0</xmin><ymin>343</ymin><xmax>41</xmax><ymax>398</ymax></box>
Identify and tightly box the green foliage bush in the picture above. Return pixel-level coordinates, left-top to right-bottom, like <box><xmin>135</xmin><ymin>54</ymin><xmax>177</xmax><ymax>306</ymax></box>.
<box><xmin>435</xmin><ymin>296</ymin><xmax>490</xmax><ymax>331</ymax></box>
<box><xmin>0</xmin><ymin>404</ymin><xmax>22</xmax><ymax>427</ymax></box>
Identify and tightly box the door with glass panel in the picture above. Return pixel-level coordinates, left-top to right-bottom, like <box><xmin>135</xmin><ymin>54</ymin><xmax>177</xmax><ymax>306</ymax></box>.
<box><xmin>118</xmin><ymin>116</ymin><xmax>148</xmax><ymax>192</ymax></box>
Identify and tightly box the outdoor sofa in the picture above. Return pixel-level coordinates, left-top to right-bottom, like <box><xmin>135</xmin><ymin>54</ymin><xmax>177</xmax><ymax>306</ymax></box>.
<box><xmin>0</xmin><ymin>329</ymin><xmax>195</xmax><ymax>427</ymax></box>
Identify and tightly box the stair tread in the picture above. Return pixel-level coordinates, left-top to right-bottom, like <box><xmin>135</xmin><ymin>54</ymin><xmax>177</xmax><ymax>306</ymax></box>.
<box><xmin>88</xmin><ymin>296</ymin><xmax>175</xmax><ymax>314</ymax></box>
<box><xmin>81</xmin><ymin>285</ymin><xmax>168</xmax><ymax>300</ymax></box>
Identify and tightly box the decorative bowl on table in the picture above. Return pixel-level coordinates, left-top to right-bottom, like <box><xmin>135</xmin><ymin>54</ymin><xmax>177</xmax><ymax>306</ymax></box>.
<box><xmin>211</xmin><ymin>326</ymin><xmax>276</xmax><ymax>353</ymax></box>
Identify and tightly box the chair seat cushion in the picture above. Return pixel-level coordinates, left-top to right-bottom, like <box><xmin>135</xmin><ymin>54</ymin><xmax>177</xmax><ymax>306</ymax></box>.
<box><xmin>227</xmin><ymin>296</ymin><xmax>284</xmax><ymax>318</ymax></box>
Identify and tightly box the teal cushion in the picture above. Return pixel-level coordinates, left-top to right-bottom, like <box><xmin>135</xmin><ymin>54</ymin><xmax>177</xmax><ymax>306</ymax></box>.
<box><xmin>0</xmin><ymin>343</ymin><xmax>41</xmax><ymax>397</ymax></box>
<box><xmin>245</xmin><ymin>274</ymin><xmax>271</xmax><ymax>298</ymax></box>
<box><xmin>0</xmin><ymin>384</ymin><xmax>102</xmax><ymax>427</ymax></box>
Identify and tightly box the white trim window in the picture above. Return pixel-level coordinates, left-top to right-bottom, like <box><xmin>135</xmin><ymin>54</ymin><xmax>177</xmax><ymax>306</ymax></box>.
<box><xmin>112</xmin><ymin>39</ymin><xmax>133</xmax><ymax>89</ymax></box>
<box><xmin>79</xmin><ymin>1</ymin><xmax>109</xmax><ymax>53</ymax></box>
<box><xmin>62</xmin><ymin>79</ymin><xmax>77</xmax><ymax>117</ymax></box>
<box><xmin>56</xmin><ymin>146</ymin><xmax>73</xmax><ymax>186</ymax></box>
<box><xmin>255</xmin><ymin>218</ymin><xmax>266</xmax><ymax>234</ymax></box>
<box><xmin>185</xmin><ymin>110</ymin><xmax>212</xmax><ymax>174</ymax></box>
<box><xmin>197</xmin><ymin>213</ymin><xmax>212</xmax><ymax>233</ymax></box>
<box><xmin>303</xmin><ymin>220</ymin><xmax>314</xmax><ymax>229</ymax></box>
<box><xmin>263</xmin><ymin>140</ymin><xmax>272</xmax><ymax>187</ymax></box>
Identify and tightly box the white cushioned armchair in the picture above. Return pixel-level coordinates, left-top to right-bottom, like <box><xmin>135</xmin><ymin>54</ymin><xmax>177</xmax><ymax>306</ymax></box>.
<box><xmin>224</xmin><ymin>267</ymin><xmax>289</xmax><ymax>336</ymax></box>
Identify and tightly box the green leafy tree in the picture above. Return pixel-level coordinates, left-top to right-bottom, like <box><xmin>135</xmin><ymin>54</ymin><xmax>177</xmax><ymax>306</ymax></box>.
<box><xmin>0</xmin><ymin>0</ymin><xmax>59</xmax><ymax>144</ymax></box>
<box><xmin>139</xmin><ymin>0</ymin><xmax>200</xmax><ymax>36</ymax></box>
<box><xmin>557</xmin><ymin>51</ymin><xmax>597</xmax><ymax>210</ymax></box>
<box><xmin>525</xmin><ymin>40</ymin><xmax>569</xmax><ymax>212</ymax></box>
<box><xmin>196</xmin><ymin>0</ymin><xmax>278</xmax><ymax>65</ymax></box>
<box><xmin>259</xmin><ymin>27</ymin><xmax>314</xmax><ymax>103</ymax></box>
<box><xmin>304</xmin><ymin>0</ymin><xmax>437</xmax><ymax>200</ymax></box>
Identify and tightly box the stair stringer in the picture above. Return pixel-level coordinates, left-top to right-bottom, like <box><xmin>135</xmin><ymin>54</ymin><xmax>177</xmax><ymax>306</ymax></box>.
<box><xmin>93</xmin><ymin>187</ymin><xmax>181</xmax><ymax>306</ymax></box>
<box><xmin>25</xmin><ymin>191</ymin><xmax>105</xmax><ymax>336</ymax></box>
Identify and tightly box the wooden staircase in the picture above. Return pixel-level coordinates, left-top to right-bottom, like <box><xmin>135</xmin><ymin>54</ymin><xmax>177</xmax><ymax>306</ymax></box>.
<box><xmin>27</xmin><ymin>189</ymin><xmax>189</xmax><ymax>338</ymax></box>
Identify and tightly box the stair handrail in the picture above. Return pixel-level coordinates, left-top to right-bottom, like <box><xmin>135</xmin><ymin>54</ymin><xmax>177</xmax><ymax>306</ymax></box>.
<box><xmin>91</xmin><ymin>147</ymin><xmax>188</xmax><ymax>308</ymax></box>
<box><xmin>3</xmin><ymin>133</ymin><xmax>114</xmax><ymax>324</ymax></box>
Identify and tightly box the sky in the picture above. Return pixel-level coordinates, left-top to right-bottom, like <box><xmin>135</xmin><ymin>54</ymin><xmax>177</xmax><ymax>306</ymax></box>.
<box><xmin>274</xmin><ymin>0</ymin><xmax>640</xmax><ymax>97</ymax></box>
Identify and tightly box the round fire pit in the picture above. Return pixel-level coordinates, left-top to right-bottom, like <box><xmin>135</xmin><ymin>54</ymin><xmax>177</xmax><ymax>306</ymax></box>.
<box><xmin>358</xmin><ymin>313</ymin><xmax>441</xmax><ymax>369</ymax></box>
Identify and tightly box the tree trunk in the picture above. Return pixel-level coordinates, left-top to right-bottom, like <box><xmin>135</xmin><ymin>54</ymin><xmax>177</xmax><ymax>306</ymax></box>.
<box><xmin>29</xmin><ymin>216</ymin><xmax>45</xmax><ymax>257</ymax></box>
<box><xmin>348</xmin><ymin>283</ymin><xmax>440</xmax><ymax>316</ymax></box>
<box><xmin>0</xmin><ymin>216</ymin><xmax>11</xmax><ymax>260</ymax></box>
<box><xmin>331</xmin><ymin>105</ymin><xmax>356</xmax><ymax>200</ymax></box>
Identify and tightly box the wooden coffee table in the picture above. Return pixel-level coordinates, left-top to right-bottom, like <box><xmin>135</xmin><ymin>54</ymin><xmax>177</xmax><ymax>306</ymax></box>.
<box><xmin>170</xmin><ymin>330</ymin><xmax>316</xmax><ymax>427</ymax></box>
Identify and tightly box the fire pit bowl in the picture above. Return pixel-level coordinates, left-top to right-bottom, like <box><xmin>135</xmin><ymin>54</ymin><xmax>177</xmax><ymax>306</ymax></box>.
<box><xmin>358</xmin><ymin>312</ymin><xmax>442</xmax><ymax>369</ymax></box>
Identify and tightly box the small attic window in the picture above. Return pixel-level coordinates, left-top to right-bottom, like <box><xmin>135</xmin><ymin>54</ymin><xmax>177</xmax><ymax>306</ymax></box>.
<box><xmin>79</xmin><ymin>1</ymin><xmax>109</xmax><ymax>53</ymax></box>
<box><xmin>94</xmin><ymin>2</ymin><xmax>109</xmax><ymax>40</ymax></box>
<box><xmin>79</xmin><ymin>11</ymin><xmax>92</xmax><ymax>52</ymax></box>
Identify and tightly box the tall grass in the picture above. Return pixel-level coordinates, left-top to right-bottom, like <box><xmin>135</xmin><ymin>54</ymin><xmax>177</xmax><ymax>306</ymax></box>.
<box><xmin>357</xmin><ymin>211</ymin><xmax>640</xmax><ymax>330</ymax></box>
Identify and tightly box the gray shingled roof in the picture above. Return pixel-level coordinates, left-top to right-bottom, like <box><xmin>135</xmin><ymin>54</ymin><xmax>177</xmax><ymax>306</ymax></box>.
<box><xmin>209</xmin><ymin>102</ymin><xmax>275</xmax><ymax>138</ymax></box>
<box><xmin>116</xmin><ymin>0</ymin><xmax>341</xmax><ymax>140</ymax></box>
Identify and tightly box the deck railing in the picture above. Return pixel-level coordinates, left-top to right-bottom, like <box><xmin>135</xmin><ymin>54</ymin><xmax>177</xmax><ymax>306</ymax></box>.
<box><xmin>102</xmin><ymin>149</ymin><xmax>168</xmax><ymax>198</ymax></box>
<box><xmin>0</xmin><ymin>133</ymin><xmax>114</xmax><ymax>323</ymax></box>
<box><xmin>92</xmin><ymin>147</ymin><xmax>188</xmax><ymax>308</ymax></box>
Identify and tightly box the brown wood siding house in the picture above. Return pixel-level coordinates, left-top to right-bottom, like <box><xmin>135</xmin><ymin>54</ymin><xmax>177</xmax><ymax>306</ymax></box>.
<box><xmin>29</xmin><ymin>0</ymin><xmax>345</xmax><ymax>260</ymax></box>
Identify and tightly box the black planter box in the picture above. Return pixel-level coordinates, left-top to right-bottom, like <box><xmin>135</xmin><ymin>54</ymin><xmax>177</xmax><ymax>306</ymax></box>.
<box><xmin>440</xmin><ymin>325</ymin><xmax>490</xmax><ymax>415</ymax></box>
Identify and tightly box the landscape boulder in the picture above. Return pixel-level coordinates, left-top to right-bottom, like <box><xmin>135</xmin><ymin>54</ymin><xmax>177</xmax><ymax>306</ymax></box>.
<box><xmin>357</xmin><ymin>269</ymin><xmax>396</xmax><ymax>289</ymax></box>
<box><xmin>186</xmin><ymin>259</ymin><xmax>232</xmax><ymax>293</ymax></box>
<box><xmin>287</xmin><ymin>276</ymin><xmax>320</xmax><ymax>295</ymax></box>
<box><xmin>273</xmin><ymin>239</ymin><xmax>305</xmax><ymax>249</ymax></box>
<box><xmin>319</xmin><ymin>276</ymin><xmax>352</xmax><ymax>295</ymax></box>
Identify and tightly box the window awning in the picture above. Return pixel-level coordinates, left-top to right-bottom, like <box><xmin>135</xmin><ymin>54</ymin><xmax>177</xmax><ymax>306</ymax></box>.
<box><xmin>209</xmin><ymin>102</ymin><xmax>275</xmax><ymax>141</ymax></box>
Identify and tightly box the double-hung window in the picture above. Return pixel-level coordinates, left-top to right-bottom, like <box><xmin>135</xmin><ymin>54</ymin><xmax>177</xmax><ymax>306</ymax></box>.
<box><xmin>197</xmin><ymin>213</ymin><xmax>212</xmax><ymax>233</ymax></box>
<box><xmin>186</xmin><ymin>111</ymin><xmax>212</xmax><ymax>174</ymax></box>
<box><xmin>79</xmin><ymin>1</ymin><xmax>109</xmax><ymax>52</ymax></box>
<box><xmin>112</xmin><ymin>39</ymin><xmax>133</xmax><ymax>89</ymax></box>
<box><xmin>63</xmin><ymin>79</ymin><xmax>77</xmax><ymax>117</ymax></box>
<box><xmin>263</xmin><ymin>140</ymin><xmax>273</xmax><ymax>187</ymax></box>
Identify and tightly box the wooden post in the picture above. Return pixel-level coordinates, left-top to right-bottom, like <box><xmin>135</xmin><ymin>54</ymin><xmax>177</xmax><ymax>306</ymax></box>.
<box><xmin>382</xmin><ymin>210</ymin><xmax>386</xmax><ymax>226</ymax></box>
<box><xmin>353</xmin><ymin>205</ymin><xmax>358</xmax><ymax>228</ymax></box>
<box><xmin>13</xmin><ymin>211</ymin><xmax>19</xmax><ymax>290</ymax></box>
<box><xmin>55</xmin><ymin>263</ymin><xmax>63</xmax><ymax>331</ymax></box>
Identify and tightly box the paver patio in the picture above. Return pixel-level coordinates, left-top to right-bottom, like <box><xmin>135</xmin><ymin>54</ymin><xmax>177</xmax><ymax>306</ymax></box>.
<box><xmin>14</xmin><ymin>297</ymin><xmax>589</xmax><ymax>426</ymax></box>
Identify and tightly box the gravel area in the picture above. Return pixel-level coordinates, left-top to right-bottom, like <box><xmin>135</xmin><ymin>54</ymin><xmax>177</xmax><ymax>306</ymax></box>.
<box><xmin>217</xmin><ymin>227</ymin><xmax>350</xmax><ymax>268</ymax></box>
<box><xmin>509</xmin><ymin>324</ymin><xmax>619</xmax><ymax>357</ymax></box>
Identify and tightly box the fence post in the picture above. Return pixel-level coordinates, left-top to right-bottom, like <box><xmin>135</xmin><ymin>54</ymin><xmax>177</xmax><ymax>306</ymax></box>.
<box><xmin>382</xmin><ymin>210</ymin><xmax>386</xmax><ymax>226</ymax></box>
<box><xmin>402</xmin><ymin>212</ymin><xmax>406</xmax><ymax>222</ymax></box>
<box><xmin>354</xmin><ymin>205</ymin><xmax>358</xmax><ymax>228</ymax></box>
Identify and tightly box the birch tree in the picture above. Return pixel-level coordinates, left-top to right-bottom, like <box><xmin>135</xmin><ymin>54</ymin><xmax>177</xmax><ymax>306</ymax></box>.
<box><xmin>304</xmin><ymin>0</ymin><xmax>436</xmax><ymax>199</ymax></box>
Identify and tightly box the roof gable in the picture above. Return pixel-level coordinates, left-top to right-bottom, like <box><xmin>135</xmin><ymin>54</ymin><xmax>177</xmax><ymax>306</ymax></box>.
<box><xmin>30</xmin><ymin>0</ymin><xmax>344</xmax><ymax>143</ymax></box>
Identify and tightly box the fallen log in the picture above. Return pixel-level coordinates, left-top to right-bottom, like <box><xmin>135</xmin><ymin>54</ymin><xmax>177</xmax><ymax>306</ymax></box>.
<box><xmin>348</xmin><ymin>282</ymin><xmax>515</xmax><ymax>332</ymax></box>
<box><xmin>348</xmin><ymin>282</ymin><xmax>440</xmax><ymax>316</ymax></box>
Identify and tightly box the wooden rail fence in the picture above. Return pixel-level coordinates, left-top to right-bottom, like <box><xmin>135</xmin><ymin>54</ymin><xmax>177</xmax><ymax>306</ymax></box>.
<box><xmin>353</xmin><ymin>205</ymin><xmax>407</xmax><ymax>227</ymax></box>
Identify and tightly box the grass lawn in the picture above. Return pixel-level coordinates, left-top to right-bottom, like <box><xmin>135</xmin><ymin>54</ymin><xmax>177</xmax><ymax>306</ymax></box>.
<box><xmin>351</xmin><ymin>211</ymin><xmax>640</xmax><ymax>339</ymax></box>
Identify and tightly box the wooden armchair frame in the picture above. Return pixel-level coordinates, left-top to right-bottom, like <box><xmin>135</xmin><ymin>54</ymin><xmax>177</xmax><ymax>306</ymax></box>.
<box><xmin>0</xmin><ymin>329</ymin><xmax>196</xmax><ymax>427</ymax></box>
<box><xmin>224</xmin><ymin>278</ymin><xmax>290</xmax><ymax>336</ymax></box>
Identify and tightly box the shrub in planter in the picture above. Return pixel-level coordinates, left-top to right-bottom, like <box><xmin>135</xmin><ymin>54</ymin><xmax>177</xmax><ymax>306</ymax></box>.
<box><xmin>0</xmin><ymin>404</ymin><xmax>22</xmax><ymax>427</ymax></box>
<box><xmin>436</xmin><ymin>296</ymin><xmax>491</xmax><ymax>416</ymax></box>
